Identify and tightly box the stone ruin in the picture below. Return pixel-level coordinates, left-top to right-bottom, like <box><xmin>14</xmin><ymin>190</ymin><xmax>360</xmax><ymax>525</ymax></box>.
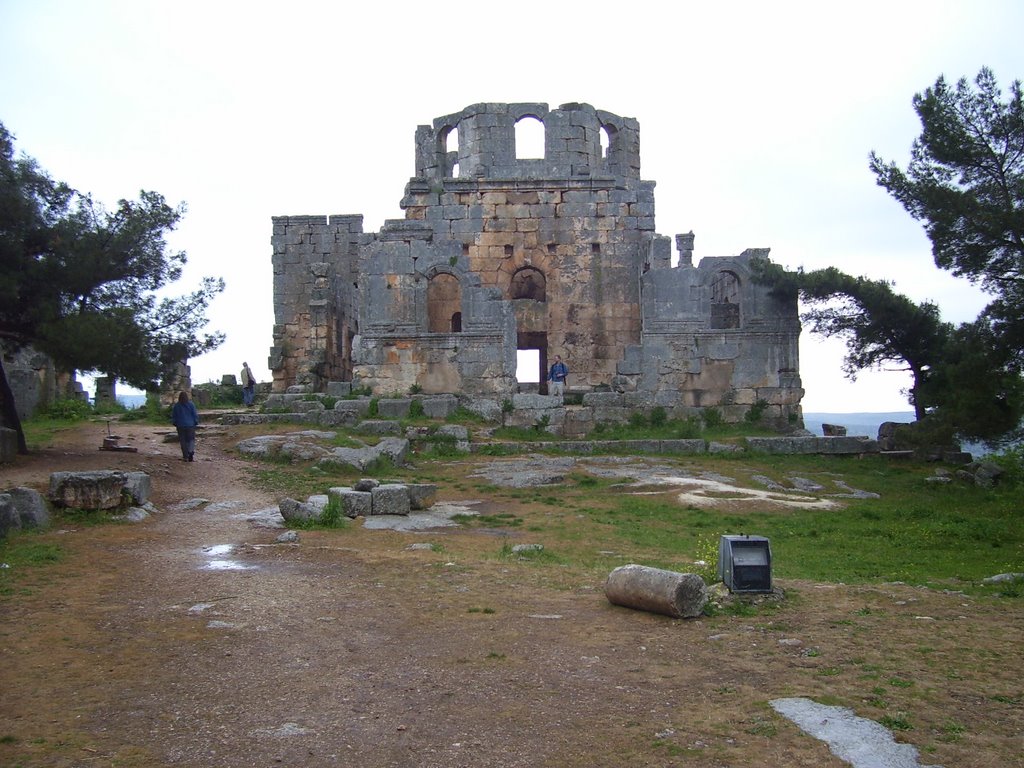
<box><xmin>270</xmin><ymin>102</ymin><xmax>803</xmax><ymax>423</ymax></box>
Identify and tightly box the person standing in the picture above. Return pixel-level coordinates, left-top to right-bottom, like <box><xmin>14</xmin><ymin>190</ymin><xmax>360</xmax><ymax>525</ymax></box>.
<box><xmin>548</xmin><ymin>355</ymin><xmax>568</xmax><ymax>401</ymax></box>
<box><xmin>171</xmin><ymin>391</ymin><xmax>199</xmax><ymax>462</ymax></box>
<box><xmin>240</xmin><ymin>361</ymin><xmax>256</xmax><ymax>407</ymax></box>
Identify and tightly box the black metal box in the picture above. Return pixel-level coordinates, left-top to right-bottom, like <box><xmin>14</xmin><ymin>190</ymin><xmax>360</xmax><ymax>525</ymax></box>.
<box><xmin>717</xmin><ymin>535</ymin><xmax>772</xmax><ymax>593</ymax></box>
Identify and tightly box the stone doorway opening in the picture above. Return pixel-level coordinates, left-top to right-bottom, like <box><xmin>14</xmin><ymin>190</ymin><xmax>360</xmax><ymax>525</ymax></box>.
<box><xmin>516</xmin><ymin>332</ymin><xmax>547</xmax><ymax>394</ymax></box>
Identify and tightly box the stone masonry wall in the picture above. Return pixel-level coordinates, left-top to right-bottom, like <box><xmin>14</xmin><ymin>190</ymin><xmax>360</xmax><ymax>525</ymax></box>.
<box><xmin>270</xmin><ymin>103</ymin><xmax>804</xmax><ymax>423</ymax></box>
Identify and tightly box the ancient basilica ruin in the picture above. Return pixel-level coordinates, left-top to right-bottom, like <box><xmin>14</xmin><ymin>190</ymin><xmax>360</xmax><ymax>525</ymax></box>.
<box><xmin>270</xmin><ymin>102</ymin><xmax>803</xmax><ymax>424</ymax></box>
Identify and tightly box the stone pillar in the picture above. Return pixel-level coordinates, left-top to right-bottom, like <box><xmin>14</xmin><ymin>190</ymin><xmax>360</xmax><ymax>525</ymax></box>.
<box><xmin>604</xmin><ymin>564</ymin><xmax>707</xmax><ymax>618</ymax></box>
<box><xmin>94</xmin><ymin>377</ymin><xmax>116</xmax><ymax>407</ymax></box>
<box><xmin>675</xmin><ymin>232</ymin><xmax>695</xmax><ymax>267</ymax></box>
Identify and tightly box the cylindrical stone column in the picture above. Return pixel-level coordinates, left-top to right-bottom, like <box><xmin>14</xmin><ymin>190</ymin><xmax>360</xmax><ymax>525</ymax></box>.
<box><xmin>604</xmin><ymin>564</ymin><xmax>707</xmax><ymax>619</ymax></box>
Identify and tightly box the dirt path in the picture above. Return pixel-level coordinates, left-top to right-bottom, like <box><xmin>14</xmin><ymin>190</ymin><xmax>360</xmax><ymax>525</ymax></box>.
<box><xmin>1</xmin><ymin>421</ymin><xmax>1021</xmax><ymax>767</ymax></box>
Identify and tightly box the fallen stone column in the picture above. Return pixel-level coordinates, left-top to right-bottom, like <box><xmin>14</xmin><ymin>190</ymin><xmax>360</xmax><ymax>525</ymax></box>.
<box><xmin>604</xmin><ymin>564</ymin><xmax>707</xmax><ymax>619</ymax></box>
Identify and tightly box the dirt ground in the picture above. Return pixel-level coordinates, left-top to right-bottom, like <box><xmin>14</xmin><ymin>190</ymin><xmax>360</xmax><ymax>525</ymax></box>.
<box><xmin>1</xmin><ymin>420</ymin><xmax>1021</xmax><ymax>768</ymax></box>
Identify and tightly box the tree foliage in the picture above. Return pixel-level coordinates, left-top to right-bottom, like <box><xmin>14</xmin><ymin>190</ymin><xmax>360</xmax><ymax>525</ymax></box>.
<box><xmin>753</xmin><ymin>261</ymin><xmax>949</xmax><ymax>421</ymax></box>
<box><xmin>869</xmin><ymin>67</ymin><xmax>1024</xmax><ymax>364</ymax></box>
<box><xmin>0</xmin><ymin>121</ymin><xmax>225</xmax><ymax>452</ymax></box>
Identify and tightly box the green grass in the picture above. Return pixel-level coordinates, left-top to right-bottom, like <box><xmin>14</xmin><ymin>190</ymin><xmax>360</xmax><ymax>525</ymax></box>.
<box><xmin>230</xmin><ymin>432</ymin><xmax>1024</xmax><ymax>596</ymax></box>
<box><xmin>0</xmin><ymin>535</ymin><xmax>65</xmax><ymax>597</ymax></box>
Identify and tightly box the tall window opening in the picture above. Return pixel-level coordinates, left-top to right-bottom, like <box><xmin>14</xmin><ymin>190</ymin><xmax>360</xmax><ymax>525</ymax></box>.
<box><xmin>427</xmin><ymin>273</ymin><xmax>461</xmax><ymax>333</ymax></box>
<box><xmin>600</xmin><ymin>125</ymin><xmax>613</xmax><ymax>157</ymax></box>
<box><xmin>710</xmin><ymin>270</ymin><xmax>741</xmax><ymax>329</ymax></box>
<box><xmin>514</xmin><ymin>116</ymin><xmax>545</xmax><ymax>160</ymax></box>
<box><xmin>442</xmin><ymin>125</ymin><xmax>460</xmax><ymax>178</ymax></box>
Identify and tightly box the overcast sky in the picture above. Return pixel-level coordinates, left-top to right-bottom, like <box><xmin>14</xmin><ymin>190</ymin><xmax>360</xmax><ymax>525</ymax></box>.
<box><xmin>2</xmin><ymin>0</ymin><xmax>1022</xmax><ymax>412</ymax></box>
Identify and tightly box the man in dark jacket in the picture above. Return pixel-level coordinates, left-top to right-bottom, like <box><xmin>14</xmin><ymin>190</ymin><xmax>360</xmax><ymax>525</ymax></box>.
<box><xmin>171</xmin><ymin>391</ymin><xmax>200</xmax><ymax>461</ymax></box>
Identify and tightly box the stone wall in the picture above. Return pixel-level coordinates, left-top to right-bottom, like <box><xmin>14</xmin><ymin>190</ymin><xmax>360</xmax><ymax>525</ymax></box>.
<box><xmin>1</xmin><ymin>342</ymin><xmax>85</xmax><ymax>420</ymax></box>
<box><xmin>270</xmin><ymin>103</ymin><xmax>803</xmax><ymax>423</ymax></box>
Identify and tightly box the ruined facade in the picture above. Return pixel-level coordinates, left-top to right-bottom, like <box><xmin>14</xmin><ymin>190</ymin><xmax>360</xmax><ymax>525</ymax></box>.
<box><xmin>270</xmin><ymin>103</ymin><xmax>803</xmax><ymax>421</ymax></box>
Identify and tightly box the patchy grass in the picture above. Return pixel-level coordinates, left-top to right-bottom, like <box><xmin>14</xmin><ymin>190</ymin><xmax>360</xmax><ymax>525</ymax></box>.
<box><xmin>0</xmin><ymin>534</ymin><xmax>64</xmax><ymax>597</ymax></box>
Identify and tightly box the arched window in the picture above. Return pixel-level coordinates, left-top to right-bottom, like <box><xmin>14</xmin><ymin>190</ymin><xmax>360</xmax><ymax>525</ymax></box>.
<box><xmin>710</xmin><ymin>270</ymin><xmax>741</xmax><ymax>329</ymax></box>
<box><xmin>509</xmin><ymin>267</ymin><xmax>546</xmax><ymax>302</ymax></box>
<box><xmin>514</xmin><ymin>116</ymin><xmax>545</xmax><ymax>160</ymax></box>
<box><xmin>427</xmin><ymin>273</ymin><xmax>461</xmax><ymax>332</ymax></box>
<box><xmin>600</xmin><ymin>124</ymin><xmax>614</xmax><ymax>158</ymax></box>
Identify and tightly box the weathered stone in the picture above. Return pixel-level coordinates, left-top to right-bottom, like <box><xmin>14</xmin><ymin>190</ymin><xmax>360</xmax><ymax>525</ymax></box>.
<box><xmin>370</xmin><ymin>484</ymin><xmax>411</xmax><ymax>516</ymax></box>
<box><xmin>658</xmin><ymin>439</ymin><xmax>707</xmax><ymax>454</ymax></box>
<box><xmin>746</xmin><ymin>436</ymin><xmax>876</xmax><ymax>455</ymax></box>
<box><xmin>334</xmin><ymin>398</ymin><xmax>372</xmax><ymax>415</ymax></box>
<box><xmin>604</xmin><ymin>564</ymin><xmax>707</xmax><ymax>619</ymax></box>
<box><xmin>317</xmin><ymin>437</ymin><xmax>409</xmax><ymax>471</ymax></box>
<box><xmin>327</xmin><ymin>487</ymin><xmax>372</xmax><ymax>518</ymax></box>
<box><xmin>821</xmin><ymin>423</ymin><xmax>847</xmax><ymax>436</ymax></box>
<box><xmin>708</xmin><ymin>441</ymin><xmax>742</xmax><ymax>454</ymax></box>
<box><xmin>435</xmin><ymin>424</ymin><xmax>468</xmax><ymax>441</ymax></box>
<box><xmin>406</xmin><ymin>483</ymin><xmax>438</xmax><ymax>510</ymax></box>
<box><xmin>356</xmin><ymin>420</ymin><xmax>402</xmax><ymax>435</ymax></box>
<box><xmin>420</xmin><ymin>395</ymin><xmax>458</xmax><ymax>418</ymax></box>
<box><xmin>278</xmin><ymin>497</ymin><xmax>318</xmax><ymax>524</ymax></box>
<box><xmin>269</xmin><ymin>104</ymin><xmax>802</xmax><ymax>428</ymax></box>
<box><xmin>511</xmin><ymin>543</ymin><xmax>544</xmax><ymax>554</ymax></box>
<box><xmin>353</xmin><ymin>478</ymin><xmax>380</xmax><ymax>492</ymax></box>
<box><xmin>5</xmin><ymin>487</ymin><xmax>49</xmax><ymax>529</ymax></box>
<box><xmin>123</xmin><ymin>473</ymin><xmax>151</xmax><ymax>505</ymax></box>
<box><xmin>0</xmin><ymin>427</ymin><xmax>17</xmax><ymax>464</ymax></box>
<box><xmin>377</xmin><ymin>398</ymin><xmax>412</xmax><ymax>418</ymax></box>
<box><xmin>0</xmin><ymin>493</ymin><xmax>19</xmax><ymax>538</ymax></box>
<box><xmin>48</xmin><ymin>471</ymin><xmax>129</xmax><ymax>510</ymax></box>
<box><xmin>326</xmin><ymin>381</ymin><xmax>352</xmax><ymax>397</ymax></box>
<box><xmin>318</xmin><ymin>409</ymin><xmax>360</xmax><ymax>427</ymax></box>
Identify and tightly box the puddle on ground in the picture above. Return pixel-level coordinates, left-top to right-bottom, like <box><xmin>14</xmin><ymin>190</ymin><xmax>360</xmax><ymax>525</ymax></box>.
<box><xmin>200</xmin><ymin>544</ymin><xmax>256</xmax><ymax>571</ymax></box>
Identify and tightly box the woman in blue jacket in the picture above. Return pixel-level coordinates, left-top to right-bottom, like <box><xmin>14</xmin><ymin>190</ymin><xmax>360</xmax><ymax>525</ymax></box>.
<box><xmin>171</xmin><ymin>391</ymin><xmax>200</xmax><ymax>462</ymax></box>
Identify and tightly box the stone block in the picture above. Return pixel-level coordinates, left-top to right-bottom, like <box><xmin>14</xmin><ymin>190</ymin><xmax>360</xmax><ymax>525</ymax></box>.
<box><xmin>512</xmin><ymin>393</ymin><xmax>561</xmax><ymax>410</ymax></box>
<box><xmin>327</xmin><ymin>487</ymin><xmax>372</xmax><ymax>518</ymax></box>
<box><xmin>407</xmin><ymin>483</ymin><xmax>438</xmax><ymax>510</ymax></box>
<box><xmin>421</xmin><ymin>395</ymin><xmax>458</xmax><ymax>418</ymax></box>
<box><xmin>357</xmin><ymin>420</ymin><xmax>402</xmax><ymax>435</ymax></box>
<box><xmin>123</xmin><ymin>472</ymin><xmax>152</xmax><ymax>505</ymax></box>
<box><xmin>335</xmin><ymin>399</ymin><xmax>372</xmax><ymax>415</ymax></box>
<box><xmin>377</xmin><ymin>398</ymin><xmax>412</xmax><ymax>418</ymax></box>
<box><xmin>582</xmin><ymin>392</ymin><xmax>623</xmax><ymax>407</ymax></box>
<box><xmin>371</xmin><ymin>484</ymin><xmax>411</xmax><ymax>516</ymax></box>
<box><xmin>659</xmin><ymin>439</ymin><xmax>707</xmax><ymax>454</ymax></box>
<box><xmin>318</xmin><ymin>409</ymin><xmax>360</xmax><ymax>427</ymax></box>
<box><xmin>0</xmin><ymin>493</ymin><xmax>20</xmax><ymax>538</ymax></box>
<box><xmin>0</xmin><ymin>427</ymin><xmax>17</xmax><ymax>464</ymax></box>
<box><xmin>435</xmin><ymin>424</ymin><xmax>469</xmax><ymax>441</ymax></box>
<box><xmin>622</xmin><ymin>391</ymin><xmax>655</xmax><ymax>408</ymax></box>
<box><xmin>326</xmin><ymin>381</ymin><xmax>353</xmax><ymax>397</ymax></box>
<box><xmin>2</xmin><ymin>487</ymin><xmax>47</xmax><ymax>528</ymax></box>
<box><xmin>278</xmin><ymin>497</ymin><xmax>319</xmax><ymax>524</ymax></box>
<box><xmin>49</xmin><ymin>471</ymin><xmax>129</xmax><ymax>510</ymax></box>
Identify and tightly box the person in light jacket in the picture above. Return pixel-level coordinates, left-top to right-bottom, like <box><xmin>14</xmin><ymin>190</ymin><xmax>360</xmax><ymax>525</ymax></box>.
<box><xmin>241</xmin><ymin>362</ymin><xmax>256</xmax><ymax>407</ymax></box>
<box><xmin>171</xmin><ymin>391</ymin><xmax>199</xmax><ymax>462</ymax></box>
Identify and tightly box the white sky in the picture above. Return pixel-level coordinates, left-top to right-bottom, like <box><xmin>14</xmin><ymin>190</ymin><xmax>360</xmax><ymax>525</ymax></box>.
<box><xmin>2</xmin><ymin>0</ymin><xmax>1022</xmax><ymax>412</ymax></box>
